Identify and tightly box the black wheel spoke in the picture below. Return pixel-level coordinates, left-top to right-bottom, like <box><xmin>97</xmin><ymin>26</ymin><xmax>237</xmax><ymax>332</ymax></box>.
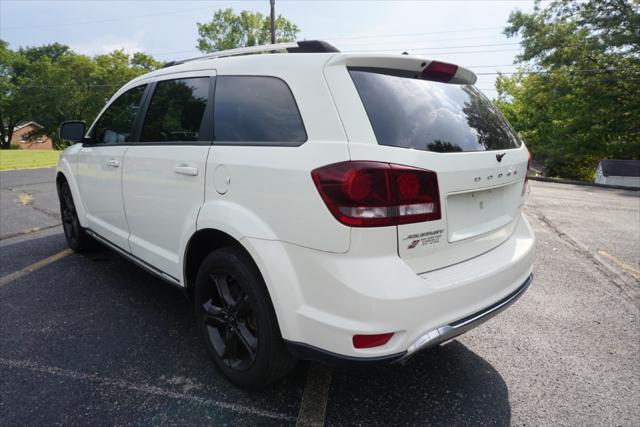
<box><xmin>222</xmin><ymin>329</ymin><xmax>240</xmax><ymax>361</ymax></box>
<box><xmin>234</xmin><ymin>291</ymin><xmax>251</xmax><ymax>316</ymax></box>
<box><xmin>235</xmin><ymin>322</ymin><xmax>258</xmax><ymax>359</ymax></box>
<box><xmin>210</xmin><ymin>273</ymin><xmax>236</xmax><ymax>307</ymax></box>
<box><xmin>202</xmin><ymin>300</ymin><xmax>227</xmax><ymax>327</ymax></box>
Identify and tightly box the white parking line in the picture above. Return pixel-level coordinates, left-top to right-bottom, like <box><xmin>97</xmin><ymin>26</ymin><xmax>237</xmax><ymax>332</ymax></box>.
<box><xmin>296</xmin><ymin>362</ymin><xmax>333</xmax><ymax>426</ymax></box>
<box><xmin>0</xmin><ymin>357</ymin><xmax>296</xmax><ymax>422</ymax></box>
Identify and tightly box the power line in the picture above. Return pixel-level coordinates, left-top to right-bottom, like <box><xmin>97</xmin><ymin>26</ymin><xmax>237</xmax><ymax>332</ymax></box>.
<box><xmin>335</xmin><ymin>34</ymin><xmax>513</xmax><ymax>46</ymax></box>
<box><xmin>318</xmin><ymin>26</ymin><xmax>505</xmax><ymax>41</ymax></box>
<box><xmin>345</xmin><ymin>42</ymin><xmax>521</xmax><ymax>52</ymax></box>
<box><xmin>147</xmin><ymin>42</ymin><xmax>522</xmax><ymax>58</ymax></box>
<box><xmin>345</xmin><ymin>48</ymin><xmax>522</xmax><ymax>54</ymax></box>
<box><xmin>149</xmin><ymin>49</ymin><xmax>201</xmax><ymax>57</ymax></box>
<box><xmin>138</xmin><ymin>41</ymin><xmax>523</xmax><ymax>58</ymax></box>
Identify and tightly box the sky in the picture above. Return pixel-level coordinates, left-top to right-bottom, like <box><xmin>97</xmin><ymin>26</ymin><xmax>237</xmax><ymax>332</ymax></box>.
<box><xmin>0</xmin><ymin>0</ymin><xmax>551</xmax><ymax>97</ymax></box>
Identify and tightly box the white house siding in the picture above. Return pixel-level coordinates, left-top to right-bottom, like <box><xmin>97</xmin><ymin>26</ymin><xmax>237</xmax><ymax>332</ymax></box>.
<box><xmin>595</xmin><ymin>165</ymin><xmax>605</xmax><ymax>184</ymax></box>
<box><xmin>601</xmin><ymin>176</ymin><xmax>640</xmax><ymax>187</ymax></box>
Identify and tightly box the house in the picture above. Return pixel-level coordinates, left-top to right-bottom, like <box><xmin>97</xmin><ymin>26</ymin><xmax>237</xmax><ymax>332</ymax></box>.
<box><xmin>595</xmin><ymin>159</ymin><xmax>640</xmax><ymax>188</ymax></box>
<box><xmin>529</xmin><ymin>158</ymin><xmax>545</xmax><ymax>177</ymax></box>
<box><xmin>10</xmin><ymin>121</ymin><xmax>53</xmax><ymax>150</ymax></box>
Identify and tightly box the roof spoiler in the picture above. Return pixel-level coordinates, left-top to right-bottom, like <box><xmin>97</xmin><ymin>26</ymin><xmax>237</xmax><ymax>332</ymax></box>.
<box><xmin>327</xmin><ymin>54</ymin><xmax>477</xmax><ymax>85</ymax></box>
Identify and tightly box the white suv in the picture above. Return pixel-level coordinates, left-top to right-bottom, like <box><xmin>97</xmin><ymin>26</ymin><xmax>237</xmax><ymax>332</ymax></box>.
<box><xmin>57</xmin><ymin>40</ymin><xmax>534</xmax><ymax>389</ymax></box>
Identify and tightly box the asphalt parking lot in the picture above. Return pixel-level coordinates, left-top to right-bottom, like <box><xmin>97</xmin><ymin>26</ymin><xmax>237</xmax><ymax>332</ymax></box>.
<box><xmin>1</xmin><ymin>168</ymin><xmax>638</xmax><ymax>426</ymax></box>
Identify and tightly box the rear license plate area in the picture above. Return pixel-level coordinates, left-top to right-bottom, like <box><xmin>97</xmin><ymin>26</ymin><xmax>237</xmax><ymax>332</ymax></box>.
<box><xmin>446</xmin><ymin>183</ymin><xmax>520</xmax><ymax>242</ymax></box>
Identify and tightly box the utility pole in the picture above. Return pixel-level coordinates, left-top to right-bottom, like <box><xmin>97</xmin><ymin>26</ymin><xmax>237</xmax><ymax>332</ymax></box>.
<box><xmin>270</xmin><ymin>0</ymin><xmax>276</xmax><ymax>44</ymax></box>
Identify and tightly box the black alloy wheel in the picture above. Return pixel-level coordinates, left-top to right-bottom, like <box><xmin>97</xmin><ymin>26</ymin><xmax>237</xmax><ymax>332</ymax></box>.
<box><xmin>201</xmin><ymin>271</ymin><xmax>259</xmax><ymax>371</ymax></box>
<box><xmin>194</xmin><ymin>247</ymin><xmax>296</xmax><ymax>389</ymax></box>
<box><xmin>58</xmin><ymin>180</ymin><xmax>93</xmax><ymax>252</ymax></box>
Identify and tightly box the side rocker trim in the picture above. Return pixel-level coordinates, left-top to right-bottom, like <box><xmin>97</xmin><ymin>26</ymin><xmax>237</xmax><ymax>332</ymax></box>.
<box><xmin>85</xmin><ymin>229</ymin><xmax>183</xmax><ymax>289</ymax></box>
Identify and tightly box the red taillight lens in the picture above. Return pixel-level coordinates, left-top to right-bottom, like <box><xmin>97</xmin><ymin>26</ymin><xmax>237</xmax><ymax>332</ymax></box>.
<box><xmin>421</xmin><ymin>61</ymin><xmax>458</xmax><ymax>83</ymax></box>
<box><xmin>353</xmin><ymin>333</ymin><xmax>394</xmax><ymax>349</ymax></box>
<box><xmin>311</xmin><ymin>161</ymin><xmax>441</xmax><ymax>227</ymax></box>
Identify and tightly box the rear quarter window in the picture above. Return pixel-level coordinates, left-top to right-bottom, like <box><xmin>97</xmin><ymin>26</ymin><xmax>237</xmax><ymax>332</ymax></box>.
<box><xmin>349</xmin><ymin>68</ymin><xmax>521</xmax><ymax>152</ymax></box>
<box><xmin>213</xmin><ymin>76</ymin><xmax>307</xmax><ymax>145</ymax></box>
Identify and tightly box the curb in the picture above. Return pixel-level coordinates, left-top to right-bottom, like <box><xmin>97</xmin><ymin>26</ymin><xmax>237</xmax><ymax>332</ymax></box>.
<box><xmin>529</xmin><ymin>176</ymin><xmax>640</xmax><ymax>191</ymax></box>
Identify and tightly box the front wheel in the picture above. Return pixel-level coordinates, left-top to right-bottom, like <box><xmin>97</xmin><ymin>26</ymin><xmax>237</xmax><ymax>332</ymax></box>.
<box><xmin>57</xmin><ymin>180</ymin><xmax>93</xmax><ymax>253</ymax></box>
<box><xmin>194</xmin><ymin>247</ymin><xmax>296</xmax><ymax>389</ymax></box>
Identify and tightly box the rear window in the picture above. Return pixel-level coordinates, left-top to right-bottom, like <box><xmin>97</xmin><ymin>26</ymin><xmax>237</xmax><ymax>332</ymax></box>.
<box><xmin>213</xmin><ymin>76</ymin><xmax>306</xmax><ymax>145</ymax></box>
<box><xmin>349</xmin><ymin>68</ymin><xmax>521</xmax><ymax>152</ymax></box>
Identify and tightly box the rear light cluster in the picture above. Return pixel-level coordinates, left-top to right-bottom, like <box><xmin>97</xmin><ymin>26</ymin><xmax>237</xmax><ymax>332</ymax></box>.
<box><xmin>522</xmin><ymin>151</ymin><xmax>532</xmax><ymax>196</ymax></box>
<box><xmin>312</xmin><ymin>161</ymin><xmax>441</xmax><ymax>227</ymax></box>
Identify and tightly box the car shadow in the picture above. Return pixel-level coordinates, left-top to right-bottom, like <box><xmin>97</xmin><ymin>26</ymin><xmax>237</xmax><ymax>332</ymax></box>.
<box><xmin>325</xmin><ymin>341</ymin><xmax>511</xmax><ymax>425</ymax></box>
<box><xmin>1</xmin><ymin>234</ymin><xmax>510</xmax><ymax>425</ymax></box>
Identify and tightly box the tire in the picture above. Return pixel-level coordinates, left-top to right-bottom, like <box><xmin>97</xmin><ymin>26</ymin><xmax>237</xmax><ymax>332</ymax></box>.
<box><xmin>57</xmin><ymin>180</ymin><xmax>94</xmax><ymax>253</ymax></box>
<box><xmin>194</xmin><ymin>246</ymin><xmax>296</xmax><ymax>389</ymax></box>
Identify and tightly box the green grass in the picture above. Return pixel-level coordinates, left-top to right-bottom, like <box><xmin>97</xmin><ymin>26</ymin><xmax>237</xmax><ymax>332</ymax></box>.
<box><xmin>0</xmin><ymin>150</ymin><xmax>61</xmax><ymax>171</ymax></box>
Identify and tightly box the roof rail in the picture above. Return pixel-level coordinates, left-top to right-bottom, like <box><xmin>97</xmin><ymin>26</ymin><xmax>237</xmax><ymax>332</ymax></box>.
<box><xmin>162</xmin><ymin>40</ymin><xmax>340</xmax><ymax>68</ymax></box>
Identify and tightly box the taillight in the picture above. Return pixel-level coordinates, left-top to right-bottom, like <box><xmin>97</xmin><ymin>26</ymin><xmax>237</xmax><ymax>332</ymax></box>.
<box><xmin>522</xmin><ymin>151</ymin><xmax>532</xmax><ymax>196</ymax></box>
<box><xmin>311</xmin><ymin>161</ymin><xmax>441</xmax><ymax>227</ymax></box>
<box><xmin>353</xmin><ymin>333</ymin><xmax>394</xmax><ymax>349</ymax></box>
<box><xmin>421</xmin><ymin>61</ymin><xmax>458</xmax><ymax>83</ymax></box>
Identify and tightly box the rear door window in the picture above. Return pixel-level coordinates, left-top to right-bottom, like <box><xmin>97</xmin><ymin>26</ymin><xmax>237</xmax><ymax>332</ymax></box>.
<box><xmin>349</xmin><ymin>68</ymin><xmax>521</xmax><ymax>152</ymax></box>
<box><xmin>213</xmin><ymin>76</ymin><xmax>306</xmax><ymax>145</ymax></box>
<box><xmin>93</xmin><ymin>84</ymin><xmax>146</xmax><ymax>144</ymax></box>
<box><xmin>140</xmin><ymin>77</ymin><xmax>210</xmax><ymax>142</ymax></box>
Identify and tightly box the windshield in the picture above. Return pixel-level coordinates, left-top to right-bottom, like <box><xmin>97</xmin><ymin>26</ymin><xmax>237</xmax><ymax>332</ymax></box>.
<box><xmin>349</xmin><ymin>68</ymin><xmax>522</xmax><ymax>153</ymax></box>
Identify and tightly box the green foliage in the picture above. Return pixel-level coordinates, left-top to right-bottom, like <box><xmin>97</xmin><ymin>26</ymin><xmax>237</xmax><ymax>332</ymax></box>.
<box><xmin>0</xmin><ymin>42</ymin><xmax>162</xmax><ymax>150</ymax></box>
<box><xmin>0</xmin><ymin>40</ymin><xmax>30</xmax><ymax>149</ymax></box>
<box><xmin>496</xmin><ymin>0</ymin><xmax>640</xmax><ymax>180</ymax></box>
<box><xmin>196</xmin><ymin>8</ymin><xmax>299</xmax><ymax>52</ymax></box>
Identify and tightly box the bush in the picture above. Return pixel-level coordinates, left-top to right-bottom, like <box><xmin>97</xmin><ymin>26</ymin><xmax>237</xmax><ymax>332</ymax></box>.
<box><xmin>9</xmin><ymin>143</ymin><xmax>22</xmax><ymax>150</ymax></box>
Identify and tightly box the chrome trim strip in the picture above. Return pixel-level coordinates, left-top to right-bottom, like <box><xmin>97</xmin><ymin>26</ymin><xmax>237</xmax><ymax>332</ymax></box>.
<box><xmin>85</xmin><ymin>229</ymin><xmax>182</xmax><ymax>288</ymax></box>
<box><xmin>403</xmin><ymin>274</ymin><xmax>533</xmax><ymax>359</ymax></box>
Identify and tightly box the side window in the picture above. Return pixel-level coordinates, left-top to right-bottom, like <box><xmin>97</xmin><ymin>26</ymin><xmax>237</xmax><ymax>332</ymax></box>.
<box><xmin>93</xmin><ymin>85</ymin><xmax>146</xmax><ymax>144</ymax></box>
<box><xmin>214</xmin><ymin>76</ymin><xmax>307</xmax><ymax>145</ymax></box>
<box><xmin>140</xmin><ymin>77</ymin><xmax>210</xmax><ymax>142</ymax></box>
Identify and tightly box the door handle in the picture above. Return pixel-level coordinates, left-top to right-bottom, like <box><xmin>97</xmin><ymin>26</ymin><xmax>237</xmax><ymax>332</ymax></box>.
<box><xmin>106</xmin><ymin>159</ymin><xmax>120</xmax><ymax>167</ymax></box>
<box><xmin>173</xmin><ymin>164</ymin><xmax>198</xmax><ymax>176</ymax></box>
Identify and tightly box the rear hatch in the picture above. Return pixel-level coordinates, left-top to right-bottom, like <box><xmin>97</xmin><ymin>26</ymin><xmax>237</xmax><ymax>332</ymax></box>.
<box><xmin>325</xmin><ymin>55</ymin><xmax>530</xmax><ymax>273</ymax></box>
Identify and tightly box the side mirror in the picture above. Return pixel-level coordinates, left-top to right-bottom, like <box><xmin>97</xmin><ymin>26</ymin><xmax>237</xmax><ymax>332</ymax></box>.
<box><xmin>59</xmin><ymin>121</ymin><xmax>86</xmax><ymax>143</ymax></box>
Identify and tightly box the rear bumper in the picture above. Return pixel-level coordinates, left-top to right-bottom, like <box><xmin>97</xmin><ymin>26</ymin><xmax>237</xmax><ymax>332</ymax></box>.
<box><xmin>400</xmin><ymin>272</ymin><xmax>532</xmax><ymax>362</ymax></box>
<box><xmin>286</xmin><ymin>274</ymin><xmax>532</xmax><ymax>365</ymax></box>
<box><xmin>246</xmin><ymin>212</ymin><xmax>535</xmax><ymax>360</ymax></box>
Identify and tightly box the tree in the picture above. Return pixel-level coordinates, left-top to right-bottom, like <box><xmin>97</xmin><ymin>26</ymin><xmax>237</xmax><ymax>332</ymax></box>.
<box><xmin>0</xmin><ymin>42</ymin><xmax>162</xmax><ymax>149</ymax></box>
<box><xmin>0</xmin><ymin>41</ymin><xmax>30</xmax><ymax>149</ymax></box>
<box><xmin>196</xmin><ymin>8</ymin><xmax>299</xmax><ymax>53</ymax></box>
<box><xmin>131</xmin><ymin>52</ymin><xmax>163</xmax><ymax>71</ymax></box>
<box><xmin>495</xmin><ymin>0</ymin><xmax>640</xmax><ymax>180</ymax></box>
